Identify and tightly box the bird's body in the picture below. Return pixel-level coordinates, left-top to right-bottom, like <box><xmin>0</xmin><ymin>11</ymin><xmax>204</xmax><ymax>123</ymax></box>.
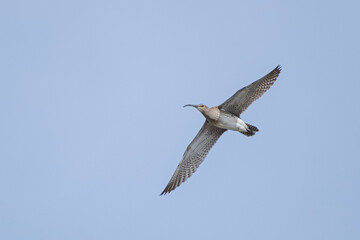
<box><xmin>197</xmin><ymin>106</ymin><xmax>252</xmax><ymax>134</ymax></box>
<box><xmin>201</xmin><ymin>106</ymin><xmax>253</xmax><ymax>134</ymax></box>
<box><xmin>161</xmin><ymin>65</ymin><xmax>282</xmax><ymax>195</ymax></box>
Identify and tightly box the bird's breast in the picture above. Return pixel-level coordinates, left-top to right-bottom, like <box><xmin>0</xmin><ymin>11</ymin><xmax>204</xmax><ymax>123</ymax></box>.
<box><xmin>204</xmin><ymin>107</ymin><xmax>221</xmax><ymax>121</ymax></box>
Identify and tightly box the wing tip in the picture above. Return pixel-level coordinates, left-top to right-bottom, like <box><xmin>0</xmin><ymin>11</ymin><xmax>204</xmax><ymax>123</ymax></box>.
<box><xmin>160</xmin><ymin>180</ymin><xmax>176</xmax><ymax>196</ymax></box>
<box><xmin>276</xmin><ymin>64</ymin><xmax>282</xmax><ymax>72</ymax></box>
<box><xmin>160</xmin><ymin>186</ymin><xmax>173</xmax><ymax>196</ymax></box>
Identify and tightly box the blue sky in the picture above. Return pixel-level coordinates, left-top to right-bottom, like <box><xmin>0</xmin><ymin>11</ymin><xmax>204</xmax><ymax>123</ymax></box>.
<box><xmin>1</xmin><ymin>0</ymin><xmax>360</xmax><ymax>239</ymax></box>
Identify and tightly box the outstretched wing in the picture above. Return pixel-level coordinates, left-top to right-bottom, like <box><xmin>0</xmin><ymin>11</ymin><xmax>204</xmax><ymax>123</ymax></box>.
<box><xmin>161</xmin><ymin>121</ymin><xmax>226</xmax><ymax>195</ymax></box>
<box><xmin>219</xmin><ymin>65</ymin><xmax>281</xmax><ymax>116</ymax></box>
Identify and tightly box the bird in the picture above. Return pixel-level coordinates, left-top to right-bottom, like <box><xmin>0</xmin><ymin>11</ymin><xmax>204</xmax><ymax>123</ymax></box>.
<box><xmin>161</xmin><ymin>65</ymin><xmax>281</xmax><ymax>195</ymax></box>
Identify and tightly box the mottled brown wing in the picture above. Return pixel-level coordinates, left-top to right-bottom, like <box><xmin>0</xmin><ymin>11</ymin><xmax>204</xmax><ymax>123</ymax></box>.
<box><xmin>219</xmin><ymin>65</ymin><xmax>281</xmax><ymax>116</ymax></box>
<box><xmin>161</xmin><ymin>121</ymin><xmax>226</xmax><ymax>195</ymax></box>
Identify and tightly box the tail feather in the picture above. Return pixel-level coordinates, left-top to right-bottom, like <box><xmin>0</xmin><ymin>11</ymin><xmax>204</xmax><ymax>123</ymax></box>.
<box><xmin>246</xmin><ymin>123</ymin><xmax>259</xmax><ymax>132</ymax></box>
<box><xmin>241</xmin><ymin>123</ymin><xmax>259</xmax><ymax>137</ymax></box>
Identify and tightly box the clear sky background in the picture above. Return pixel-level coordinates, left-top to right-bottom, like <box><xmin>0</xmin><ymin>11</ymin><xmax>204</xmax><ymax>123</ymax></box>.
<box><xmin>1</xmin><ymin>0</ymin><xmax>360</xmax><ymax>239</ymax></box>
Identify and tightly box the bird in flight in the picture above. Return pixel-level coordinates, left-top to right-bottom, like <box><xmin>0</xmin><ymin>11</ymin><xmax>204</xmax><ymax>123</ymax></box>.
<box><xmin>161</xmin><ymin>65</ymin><xmax>282</xmax><ymax>195</ymax></box>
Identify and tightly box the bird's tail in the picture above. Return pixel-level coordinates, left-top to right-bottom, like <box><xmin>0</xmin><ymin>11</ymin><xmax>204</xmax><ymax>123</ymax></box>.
<box><xmin>241</xmin><ymin>123</ymin><xmax>259</xmax><ymax>137</ymax></box>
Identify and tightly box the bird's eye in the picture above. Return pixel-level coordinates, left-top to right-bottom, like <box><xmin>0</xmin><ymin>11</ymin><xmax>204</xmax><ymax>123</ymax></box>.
<box><xmin>199</xmin><ymin>104</ymin><xmax>204</xmax><ymax>107</ymax></box>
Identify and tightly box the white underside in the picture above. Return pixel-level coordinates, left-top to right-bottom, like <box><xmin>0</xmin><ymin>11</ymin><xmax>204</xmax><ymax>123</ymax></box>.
<box><xmin>213</xmin><ymin>116</ymin><xmax>248</xmax><ymax>133</ymax></box>
<box><xmin>235</xmin><ymin>118</ymin><xmax>248</xmax><ymax>132</ymax></box>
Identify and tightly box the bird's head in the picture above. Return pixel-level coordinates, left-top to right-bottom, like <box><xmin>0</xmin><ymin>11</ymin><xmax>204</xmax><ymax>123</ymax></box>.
<box><xmin>183</xmin><ymin>104</ymin><xmax>208</xmax><ymax>113</ymax></box>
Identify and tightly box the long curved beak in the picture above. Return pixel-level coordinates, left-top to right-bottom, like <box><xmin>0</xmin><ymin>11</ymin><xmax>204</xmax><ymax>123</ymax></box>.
<box><xmin>183</xmin><ymin>104</ymin><xmax>198</xmax><ymax>108</ymax></box>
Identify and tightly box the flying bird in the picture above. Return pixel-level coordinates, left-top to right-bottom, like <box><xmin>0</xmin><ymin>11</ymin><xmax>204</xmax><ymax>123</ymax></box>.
<box><xmin>161</xmin><ymin>65</ymin><xmax>281</xmax><ymax>195</ymax></box>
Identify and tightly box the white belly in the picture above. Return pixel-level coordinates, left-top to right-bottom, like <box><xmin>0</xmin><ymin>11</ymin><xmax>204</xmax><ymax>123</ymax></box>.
<box><xmin>212</xmin><ymin>114</ymin><xmax>248</xmax><ymax>133</ymax></box>
<box><xmin>235</xmin><ymin>118</ymin><xmax>248</xmax><ymax>132</ymax></box>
